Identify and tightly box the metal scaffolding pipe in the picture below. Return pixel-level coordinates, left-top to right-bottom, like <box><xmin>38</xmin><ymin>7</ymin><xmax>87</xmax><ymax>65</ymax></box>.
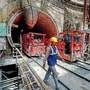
<box><xmin>83</xmin><ymin>0</ymin><xmax>88</xmax><ymax>29</ymax></box>
<box><xmin>0</xmin><ymin>69</ymin><xmax>2</xmax><ymax>90</ymax></box>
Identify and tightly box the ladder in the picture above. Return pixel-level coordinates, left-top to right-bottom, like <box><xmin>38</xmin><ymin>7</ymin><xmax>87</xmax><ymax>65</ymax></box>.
<box><xmin>12</xmin><ymin>43</ymin><xmax>22</xmax><ymax>58</ymax></box>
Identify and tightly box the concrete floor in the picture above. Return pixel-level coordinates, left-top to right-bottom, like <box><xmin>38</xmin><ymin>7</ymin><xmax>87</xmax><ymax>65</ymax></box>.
<box><xmin>0</xmin><ymin>55</ymin><xmax>90</xmax><ymax>90</ymax></box>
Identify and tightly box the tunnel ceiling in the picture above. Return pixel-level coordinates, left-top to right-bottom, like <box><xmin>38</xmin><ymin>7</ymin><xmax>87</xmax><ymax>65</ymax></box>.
<box><xmin>71</xmin><ymin>0</ymin><xmax>84</xmax><ymax>5</ymax></box>
<box><xmin>12</xmin><ymin>10</ymin><xmax>57</xmax><ymax>43</ymax></box>
<box><xmin>61</xmin><ymin>0</ymin><xmax>85</xmax><ymax>12</ymax></box>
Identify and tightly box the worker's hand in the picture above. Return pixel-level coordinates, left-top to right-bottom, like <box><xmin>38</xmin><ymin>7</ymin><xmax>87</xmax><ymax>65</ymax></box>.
<box><xmin>42</xmin><ymin>63</ymin><xmax>45</xmax><ymax>69</ymax></box>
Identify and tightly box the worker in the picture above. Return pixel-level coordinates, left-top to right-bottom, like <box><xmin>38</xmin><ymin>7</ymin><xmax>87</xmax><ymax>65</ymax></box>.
<box><xmin>43</xmin><ymin>37</ymin><xmax>60</xmax><ymax>90</ymax></box>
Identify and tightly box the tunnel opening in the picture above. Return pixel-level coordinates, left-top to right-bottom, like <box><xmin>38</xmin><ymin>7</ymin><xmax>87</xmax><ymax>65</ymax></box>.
<box><xmin>11</xmin><ymin>18</ymin><xmax>43</xmax><ymax>43</ymax></box>
<box><xmin>0</xmin><ymin>64</ymin><xmax>18</xmax><ymax>80</ymax></box>
<box><xmin>11</xmin><ymin>10</ymin><xmax>57</xmax><ymax>43</ymax></box>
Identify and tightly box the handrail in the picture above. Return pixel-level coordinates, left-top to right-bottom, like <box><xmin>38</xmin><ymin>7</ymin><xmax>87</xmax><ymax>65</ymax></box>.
<box><xmin>0</xmin><ymin>76</ymin><xmax>22</xmax><ymax>89</ymax></box>
<box><xmin>0</xmin><ymin>76</ymin><xmax>21</xmax><ymax>83</ymax></box>
<box><xmin>2</xmin><ymin>81</ymin><xmax>22</xmax><ymax>89</ymax></box>
<box><xmin>13</xmin><ymin>45</ymin><xmax>50</xmax><ymax>90</ymax></box>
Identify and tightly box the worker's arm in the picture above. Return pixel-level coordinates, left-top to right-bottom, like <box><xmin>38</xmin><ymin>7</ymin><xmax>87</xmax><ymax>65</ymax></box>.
<box><xmin>43</xmin><ymin>46</ymin><xmax>50</xmax><ymax>68</ymax></box>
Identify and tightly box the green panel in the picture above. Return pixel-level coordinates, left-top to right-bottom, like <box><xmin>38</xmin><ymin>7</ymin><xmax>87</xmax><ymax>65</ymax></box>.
<box><xmin>0</xmin><ymin>23</ymin><xmax>6</xmax><ymax>36</ymax></box>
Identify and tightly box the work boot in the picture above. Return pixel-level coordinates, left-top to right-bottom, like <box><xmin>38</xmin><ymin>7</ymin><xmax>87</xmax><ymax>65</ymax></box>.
<box><xmin>56</xmin><ymin>87</ymin><xmax>60</xmax><ymax>90</ymax></box>
<box><xmin>43</xmin><ymin>80</ymin><xmax>50</xmax><ymax>85</ymax></box>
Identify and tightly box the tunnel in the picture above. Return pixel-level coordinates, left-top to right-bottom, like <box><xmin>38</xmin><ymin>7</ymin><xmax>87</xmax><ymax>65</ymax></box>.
<box><xmin>11</xmin><ymin>8</ymin><xmax>57</xmax><ymax>43</ymax></box>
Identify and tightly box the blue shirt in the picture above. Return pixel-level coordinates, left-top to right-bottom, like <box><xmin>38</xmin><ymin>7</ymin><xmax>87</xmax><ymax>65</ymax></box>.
<box><xmin>47</xmin><ymin>46</ymin><xmax>58</xmax><ymax>66</ymax></box>
<box><xmin>64</xmin><ymin>34</ymin><xmax>72</xmax><ymax>42</ymax></box>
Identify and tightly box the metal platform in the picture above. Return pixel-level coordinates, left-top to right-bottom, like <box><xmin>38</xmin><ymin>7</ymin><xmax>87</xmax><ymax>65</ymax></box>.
<box><xmin>0</xmin><ymin>56</ymin><xmax>16</xmax><ymax>67</ymax></box>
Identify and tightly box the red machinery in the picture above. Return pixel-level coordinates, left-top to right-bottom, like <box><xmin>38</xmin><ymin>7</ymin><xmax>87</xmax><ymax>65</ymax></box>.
<box><xmin>83</xmin><ymin>30</ymin><xmax>90</xmax><ymax>60</ymax></box>
<box><xmin>21</xmin><ymin>32</ymin><xmax>46</xmax><ymax>56</ymax></box>
<box><xmin>57</xmin><ymin>30</ymin><xmax>84</xmax><ymax>61</ymax></box>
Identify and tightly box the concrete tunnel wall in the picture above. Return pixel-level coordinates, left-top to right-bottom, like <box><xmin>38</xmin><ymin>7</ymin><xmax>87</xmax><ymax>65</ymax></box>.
<box><xmin>11</xmin><ymin>10</ymin><xmax>57</xmax><ymax>43</ymax></box>
<box><xmin>36</xmin><ymin>11</ymin><xmax>57</xmax><ymax>38</ymax></box>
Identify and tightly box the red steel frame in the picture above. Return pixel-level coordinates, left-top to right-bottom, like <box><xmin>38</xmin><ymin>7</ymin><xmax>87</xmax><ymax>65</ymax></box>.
<box><xmin>21</xmin><ymin>32</ymin><xmax>46</xmax><ymax>56</ymax></box>
<box><xmin>57</xmin><ymin>30</ymin><xmax>84</xmax><ymax>61</ymax></box>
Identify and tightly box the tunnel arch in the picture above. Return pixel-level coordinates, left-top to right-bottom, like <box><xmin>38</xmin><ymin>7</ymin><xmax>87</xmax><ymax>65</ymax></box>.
<box><xmin>7</xmin><ymin>9</ymin><xmax>58</xmax><ymax>45</ymax></box>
